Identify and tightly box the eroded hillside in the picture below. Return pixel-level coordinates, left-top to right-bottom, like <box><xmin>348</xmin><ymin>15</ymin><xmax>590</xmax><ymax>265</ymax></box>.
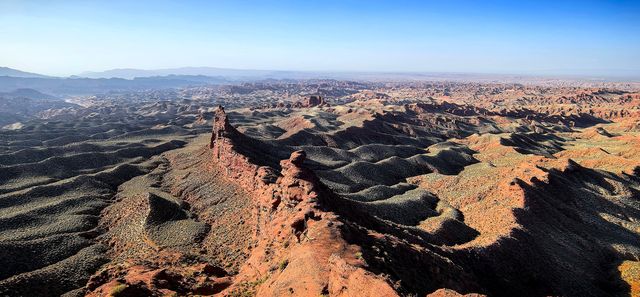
<box><xmin>0</xmin><ymin>82</ymin><xmax>639</xmax><ymax>297</ymax></box>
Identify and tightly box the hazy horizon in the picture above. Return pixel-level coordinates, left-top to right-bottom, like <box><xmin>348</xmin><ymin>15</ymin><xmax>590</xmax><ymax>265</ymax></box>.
<box><xmin>1</xmin><ymin>0</ymin><xmax>639</xmax><ymax>77</ymax></box>
<box><xmin>4</xmin><ymin>65</ymin><xmax>640</xmax><ymax>81</ymax></box>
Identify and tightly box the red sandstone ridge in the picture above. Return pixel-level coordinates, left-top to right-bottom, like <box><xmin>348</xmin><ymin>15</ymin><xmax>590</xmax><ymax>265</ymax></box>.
<box><xmin>208</xmin><ymin>106</ymin><xmax>398</xmax><ymax>296</ymax></box>
<box><xmin>83</xmin><ymin>106</ymin><xmax>398</xmax><ymax>297</ymax></box>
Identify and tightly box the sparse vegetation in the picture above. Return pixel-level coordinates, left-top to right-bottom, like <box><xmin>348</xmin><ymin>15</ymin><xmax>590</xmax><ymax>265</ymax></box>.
<box><xmin>110</xmin><ymin>283</ymin><xmax>128</xmax><ymax>297</ymax></box>
<box><xmin>228</xmin><ymin>276</ymin><xmax>268</xmax><ymax>297</ymax></box>
<box><xmin>279</xmin><ymin>259</ymin><xmax>289</xmax><ymax>271</ymax></box>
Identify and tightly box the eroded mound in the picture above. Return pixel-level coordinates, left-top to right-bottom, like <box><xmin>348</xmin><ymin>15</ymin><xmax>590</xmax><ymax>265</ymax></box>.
<box><xmin>0</xmin><ymin>99</ymin><xmax>216</xmax><ymax>296</ymax></box>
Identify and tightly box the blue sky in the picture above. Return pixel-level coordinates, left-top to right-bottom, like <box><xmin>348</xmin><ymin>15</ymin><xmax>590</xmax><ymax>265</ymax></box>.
<box><xmin>0</xmin><ymin>0</ymin><xmax>638</xmax><ymax>77</ymax></box>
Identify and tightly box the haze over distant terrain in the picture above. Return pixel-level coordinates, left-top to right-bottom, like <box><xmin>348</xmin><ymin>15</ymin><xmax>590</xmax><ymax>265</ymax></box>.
<box><xmin>79</xmin><ymin>67</ymin><xmax>640</xmax><ymax>81</ymax></box>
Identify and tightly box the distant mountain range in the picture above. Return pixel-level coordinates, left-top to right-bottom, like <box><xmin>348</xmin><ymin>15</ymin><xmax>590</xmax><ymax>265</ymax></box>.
<box><xmin>0</xmin><ymin>66</ymin><xmax>638</xmax><ymax>96</ymax></box>
<box><xmin>77</xmin><ymin>67</ymin><xmax>513</xmax><ymax>81</ymax></box>
<box><xmin>75</xmin><ymin>67</ymin><xmax>544</xmax><ymax>81</ymax></box>
<box><xmin>0</xmin><ymin>88</ymin><xmax>59</xmax><ymax>100</ymax></box>
<box><xmin>78</xmin><ymin>67</ymin><xmax>295</xmax><ymax>80</ymax></box>
<box><xmin>0</xmin><ymin>67</ymin><xmax>51</xmax><ymax>78</ymax></box>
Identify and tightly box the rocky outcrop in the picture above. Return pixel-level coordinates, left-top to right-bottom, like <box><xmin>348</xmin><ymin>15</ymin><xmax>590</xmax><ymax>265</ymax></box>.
<box><xmin>305</xmin><ymin>94</ymin><xmax>326</xmax><ymax>107</ymax></box>
<box><xmin>86</xmin><ymin>262</ymin><xmax>232</xmax><ymax>297</ymax></box>
<box><xmin>427</xmin><ymin>288</ymin><xmax>487</xmax><ymax>297</ymax></box>
<box><xmin>292</xmin><ymin>95</ymin><xmax>327</xmax><ymax>108</ymax></box>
